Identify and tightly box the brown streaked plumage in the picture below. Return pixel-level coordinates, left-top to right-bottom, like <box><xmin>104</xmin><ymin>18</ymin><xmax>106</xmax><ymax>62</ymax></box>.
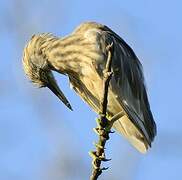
<box><xmin>22</xmin><ymin>22</ymin><xmax>156</xmax><ymax>153</ymax></box>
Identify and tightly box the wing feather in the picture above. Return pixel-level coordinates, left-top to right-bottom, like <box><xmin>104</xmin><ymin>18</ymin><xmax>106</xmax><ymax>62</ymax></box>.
<box><xmin>100</xmin><ymin>26</ymin><xmax>156</xmax><ymax>146</ymax></box>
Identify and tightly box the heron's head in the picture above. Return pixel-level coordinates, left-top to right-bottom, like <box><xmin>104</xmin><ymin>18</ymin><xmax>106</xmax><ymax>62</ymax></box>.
<box><xmin>22</xmin><ymin>34</ymin><xmax>72</xmax><ymax>110</ymax></box>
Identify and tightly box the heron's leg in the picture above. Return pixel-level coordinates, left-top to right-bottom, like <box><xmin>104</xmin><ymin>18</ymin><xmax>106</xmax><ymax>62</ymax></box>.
<box><xmin>110</xmin><ymin>111</ymin><xmax>125</xmax><ymax>124</ymax></box>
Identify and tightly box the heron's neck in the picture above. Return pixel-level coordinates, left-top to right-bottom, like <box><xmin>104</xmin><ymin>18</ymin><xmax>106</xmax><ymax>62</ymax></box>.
<box><xmin>42</xmin><ymin>34</ymin><xmax>84</xmax><ymax>75</ymax></box>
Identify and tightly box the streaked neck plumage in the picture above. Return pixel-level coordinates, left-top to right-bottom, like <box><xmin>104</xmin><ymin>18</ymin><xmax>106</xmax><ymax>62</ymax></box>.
<box><xmin>42</xmin><ymin>31</ymin><xmax>102</xmax><ymax>77</ymax></box>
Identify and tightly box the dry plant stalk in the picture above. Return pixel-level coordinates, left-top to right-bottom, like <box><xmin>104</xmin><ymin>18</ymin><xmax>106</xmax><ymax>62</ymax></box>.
<box><xmin>89</xmin><ymin>43</ymin><xmax>114</xmax><ymax>180</ymax></box>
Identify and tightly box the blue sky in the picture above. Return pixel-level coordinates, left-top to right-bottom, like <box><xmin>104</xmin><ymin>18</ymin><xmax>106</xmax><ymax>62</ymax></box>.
<box><xmin>0</xmin><ymin>0</ymin><xmax>182</xmax><ymax>179</ymax></box>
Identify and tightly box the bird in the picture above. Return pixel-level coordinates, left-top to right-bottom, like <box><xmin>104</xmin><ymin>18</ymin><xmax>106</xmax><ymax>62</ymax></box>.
<box><xmin>22</xmin><ymin>22</ymin><xmax>156</xmax><ymax>153</ymax></box>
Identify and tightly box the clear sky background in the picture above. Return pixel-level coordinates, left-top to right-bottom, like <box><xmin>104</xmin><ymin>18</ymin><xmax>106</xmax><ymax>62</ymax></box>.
<box><xmin>0</xmin><ymin>0</ymin><xmax>182</xmax><ymax>180</ymax></box>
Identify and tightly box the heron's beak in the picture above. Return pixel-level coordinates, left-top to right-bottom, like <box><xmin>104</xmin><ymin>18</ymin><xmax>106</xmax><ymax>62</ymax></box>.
<box><xmin>46</xmin><ymin>74</ymin><xmax>73</xmax><ymax>111</ymax></box>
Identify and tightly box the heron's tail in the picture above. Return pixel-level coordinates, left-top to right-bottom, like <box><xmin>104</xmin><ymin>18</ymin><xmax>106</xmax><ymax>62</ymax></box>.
<box><xmin>112</xmin><ymin>115</ymin><xmax>149</xmax><ymax>153</ymax></box>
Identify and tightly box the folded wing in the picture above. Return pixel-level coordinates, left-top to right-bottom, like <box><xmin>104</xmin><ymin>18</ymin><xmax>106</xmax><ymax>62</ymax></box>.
<box><xmin>100</xmin><ymin>26</ymin><xmax>156</xmax><ymax>149</ymax></box>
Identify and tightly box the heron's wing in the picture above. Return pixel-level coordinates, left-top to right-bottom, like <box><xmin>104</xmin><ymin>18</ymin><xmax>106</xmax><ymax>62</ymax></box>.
<box><xmin>99</xmin><ymin>26</ymin><xmax>156</xmax><ymax>146</ymax></box>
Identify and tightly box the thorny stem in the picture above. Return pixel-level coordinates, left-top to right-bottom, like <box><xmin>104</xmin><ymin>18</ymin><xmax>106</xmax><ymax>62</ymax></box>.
<box><xmin>89</xmin><ymin>43</ymin><xmax>114</xmax><ymax>180</ymax></box>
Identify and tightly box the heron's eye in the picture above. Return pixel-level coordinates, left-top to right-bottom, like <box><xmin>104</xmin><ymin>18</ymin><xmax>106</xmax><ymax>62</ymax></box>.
<box><xmin>39</xmin><ymin>69</ymin><xmax>48</xmax><ymax>82</ymax></box>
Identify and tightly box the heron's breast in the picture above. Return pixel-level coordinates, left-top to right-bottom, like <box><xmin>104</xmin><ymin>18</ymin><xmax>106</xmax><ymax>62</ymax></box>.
<box><xmin>80</xmin><ymin>64</ymin><xmax>123</xmax><ymax>114</ymax></box>
<box><xmin>80</xmin><ymin>64</ymin><xmax>103</xmax><ymax>101</ymax></box>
